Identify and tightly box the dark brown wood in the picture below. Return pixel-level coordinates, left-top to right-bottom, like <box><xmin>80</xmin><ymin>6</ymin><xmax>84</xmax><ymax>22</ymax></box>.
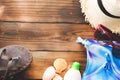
<box><xmin>0</xmin><ymin>0</ymin><xmax>84</xmax><ymax>23</ymax></box>
<box><xmin>20</xmin><ymin>51</ymin><xmax>87</xmax><ymax>79</ymax></box>
<box><xmin>0</xmin><ymin>22</ymin><xmax>94</xmax><ymax>51</ymax></box>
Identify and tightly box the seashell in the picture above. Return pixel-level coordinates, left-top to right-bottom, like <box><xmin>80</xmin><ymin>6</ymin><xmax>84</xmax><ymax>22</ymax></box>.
<box><xmin>53</xmin><ymin>58</ymin><xmax>68</xmax><ymax>74</ymax></box>
<box><xmin>53</xmin><ymin>74</ymin><xmax>63</xmax><ymax>80</ymax></box>
<box><xmin>42</xmin><ymin>66</ymin><xmax>56</xmax><ymax>80</ymax></box>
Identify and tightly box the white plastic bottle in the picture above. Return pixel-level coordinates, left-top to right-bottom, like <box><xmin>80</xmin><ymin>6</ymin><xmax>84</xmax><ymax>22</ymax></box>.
<box><xmin>64</xmin><ymin>62</ymin><xmax>81</xmax><ymax>80</ymax></box>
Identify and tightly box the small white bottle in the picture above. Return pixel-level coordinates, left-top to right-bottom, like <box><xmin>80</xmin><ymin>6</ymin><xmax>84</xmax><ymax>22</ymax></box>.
<box><xmin>64</xmin><ymin>62</ymin><xmax>81</xmax><ymax>80</ymax></box>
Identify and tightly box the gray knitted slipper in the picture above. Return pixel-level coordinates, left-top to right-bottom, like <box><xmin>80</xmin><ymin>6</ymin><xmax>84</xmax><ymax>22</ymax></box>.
<box><xmin>0</xmin><ymin>45</ymin><xmax>32</xmax><ymax>80</ymax></box>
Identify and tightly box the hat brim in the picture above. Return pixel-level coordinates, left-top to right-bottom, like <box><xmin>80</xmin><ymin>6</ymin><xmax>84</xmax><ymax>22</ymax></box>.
<box><xmin>80</xmin><ymin>0</ymin><xmax>120</xmax><ymax>34</ymax></box>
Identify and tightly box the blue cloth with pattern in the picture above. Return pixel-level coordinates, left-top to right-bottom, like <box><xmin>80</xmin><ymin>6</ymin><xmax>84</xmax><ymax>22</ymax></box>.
<box><xmin>76</xmin><ymin>37</ymin><xmax>120</xmax><ymax>80</ymax></box>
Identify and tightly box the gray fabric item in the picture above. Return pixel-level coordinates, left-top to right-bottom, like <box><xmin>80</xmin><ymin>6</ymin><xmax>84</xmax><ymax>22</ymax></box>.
<box><xmin>0</xmin><ymin>45</ymin><xmax>32</xmax><ymax>79</ymax></box>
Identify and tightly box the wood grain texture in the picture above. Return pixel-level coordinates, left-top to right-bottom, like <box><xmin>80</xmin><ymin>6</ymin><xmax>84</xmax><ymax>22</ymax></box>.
<box><xmin>0</xmin><ymin>22</ymin><xmax>94</xmax><ymax>51</ymax></box>
<box><xmin>0</xmin><ymin>0</ymin><xmax>84</xmax><ymax>23</ymax></box>
<box><xmin>0</xmin><ymin>0</ymin><xmax>94</xmax><ymax>79</ymax></box>
<box><xmin>19</xmin><ymin>51</ymin><xmax>87</xmax><ymax>79</ymax></box>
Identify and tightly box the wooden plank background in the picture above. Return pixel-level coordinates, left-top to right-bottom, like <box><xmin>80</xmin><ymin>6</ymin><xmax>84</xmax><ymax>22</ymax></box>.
<box><xmin>0</xmin><ymin>0</ymin><xmax>94</xmax><ymax>80</ymax></box>
<box><xmin>0</xmin><ymin>0</ymin><xmax>85</xmax><ymax>23</ymax></box>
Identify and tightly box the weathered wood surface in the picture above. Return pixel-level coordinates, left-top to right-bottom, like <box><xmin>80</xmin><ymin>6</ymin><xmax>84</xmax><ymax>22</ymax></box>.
<box><xmin>0</xmin><ymin>22</ymin><xmax>93</xmax><ymax>51</ymax></box>
<box><xmin>0</xmin><ymin>22</ymin><xmax>94</xmax><ymax>79</ymax></box>
<box><xmin>0</xmin><ymin>0</ymin><xmax>94</xmax><ymax>80</ymax></box>
<box><xmin>0</xmin><ymin>0</ymin><xmax>84</xmax><ymax>23</ymax></box>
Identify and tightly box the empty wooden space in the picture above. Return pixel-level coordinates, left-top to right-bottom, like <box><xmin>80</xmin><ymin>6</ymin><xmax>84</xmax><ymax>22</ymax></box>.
<box><xmin>0</xmin><ymin>0</ymin><xmax>84</xmax><ymax>23</ymax></box>
<box><xmin>0</xmin><ymin>0</ymin><xmax>94</xmax><ymax>80</ymax></box>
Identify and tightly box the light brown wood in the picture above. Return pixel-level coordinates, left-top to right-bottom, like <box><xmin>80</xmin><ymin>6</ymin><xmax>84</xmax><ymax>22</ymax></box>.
<box><xmin>0</xmin><ymin>22</ymin><xmax>94</xmax><ymax>51</ymax></box>
<box><xmin>0</xmin><ymin>0</ymin><xmax>84</xmax><ymax>23</ymax></box>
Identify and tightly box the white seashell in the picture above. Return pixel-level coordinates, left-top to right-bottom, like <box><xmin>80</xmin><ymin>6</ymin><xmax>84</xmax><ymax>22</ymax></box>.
<box><xmin>53</xmin><ymin>74</ymin><xmax>63</xmax><ymax>80</ymax></box>
<box><xmin>42</xmin><ymin>66</ymin><xmax>56</xmax><ymax>80</ymax></box>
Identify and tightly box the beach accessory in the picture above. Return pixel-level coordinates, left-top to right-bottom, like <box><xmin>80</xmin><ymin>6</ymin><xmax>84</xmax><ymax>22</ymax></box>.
<box><xmin>53</xmin><ymin>58</ymin><xmax>68</xmax><ymax>74</ymax></box>
<box><xmin>94</xmin><ymin>24</ymin><xmax>120</xmax><ymax>47</ymax></box>
<box><xmin>80</xmin><ymin>0</ymin><xmax>120</xmax><ymax>33</ymax></box>
<box><xmin>64</xmin><ymin>62</ymin><xmax>81</xmax><ymax>80</ymax></box>
<box><xmin>42</xmin><ymin>58</ymin><xmax>67</xmax><ymax>80</ymax></box>
<box><xmin>0</xmin><ymin>45</ymin><xmax>32</xmax><ymax>80</ymax></box>
<box><xmin>42</xmin><ymin>66</ymin><xmax>56</xmax><ymax>80</ymax></box>
<box><xmin>76</xmin><ymin>37</ymin><xmax>120</xmax><ymax>80</ymax></box>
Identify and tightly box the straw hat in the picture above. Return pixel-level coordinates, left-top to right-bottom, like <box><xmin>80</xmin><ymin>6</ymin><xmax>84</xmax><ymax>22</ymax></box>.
<box><xmin>80</xmin><ymin>0</ymin><xmax>120</xmax><ymax>34</ymax></box>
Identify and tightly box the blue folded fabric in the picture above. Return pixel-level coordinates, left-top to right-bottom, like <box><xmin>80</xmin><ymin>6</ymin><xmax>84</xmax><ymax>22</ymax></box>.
<box><xmin>76</xmin><ymin>37</ymin><xmax>120</xmax><ymax>80</ymax></box>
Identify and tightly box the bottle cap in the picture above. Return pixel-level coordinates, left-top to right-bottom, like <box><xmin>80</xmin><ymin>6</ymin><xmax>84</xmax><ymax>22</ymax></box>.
<box><xmin>72</xmin><ymin>62</ymin><xmax>80</xmax><ymax>70</ymax></box>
